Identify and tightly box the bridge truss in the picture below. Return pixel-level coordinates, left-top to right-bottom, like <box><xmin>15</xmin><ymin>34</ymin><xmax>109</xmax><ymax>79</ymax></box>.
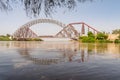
<box><xmin>13</xmin><ymin>19</ymin><xmax>100</xmax><ymax>39</ymax></box>
<box><xmin>13</xmin><ymin>19</ymin><xmax>66</xmax><ymax>39</ymax></box>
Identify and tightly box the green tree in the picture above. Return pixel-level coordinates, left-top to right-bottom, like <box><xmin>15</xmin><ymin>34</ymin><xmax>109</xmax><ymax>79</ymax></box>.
<box><xmin>118</xmin><ymin>34</ymin><xmax>120</xmax><ymax>40</ymax></box>
<box><xmin>112</xmin><ymin>29</ymin><xmax>120</xmax><ymax>34</ymax></box>
<box><xmin>6</xmin><ymin>34</ymin><xmax>11</xmax><ymax>37</ymax></box>
<box><xmin>112</xmin><ymin>29</ymin><xmax>120</xmax><ymax>40</ymax></box>
<box><xmin>0</xmin><ymin>36</ymin><xmax>11</xmax><ymax>41</ymax></box>
<box><xmin>96</xmin><ymin>32</ymin><xmax>108</xmax><ymax>40</ymax></box>
<box><xmin>88</xmin><ymin>31</ymin><xmax>95</xmax><ymax>38</ymax></box>
<box><xmin>80</xmin><ymin>32</ymin><xmax>95</xmax><ymax>43</ymax></box>
<box><xmin>0</xmin><ymin>0</ymin><xmax>95</xmax><ymax>17</ymax></box>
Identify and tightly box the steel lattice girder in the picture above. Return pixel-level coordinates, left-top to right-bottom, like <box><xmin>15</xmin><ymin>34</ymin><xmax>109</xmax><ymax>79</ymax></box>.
<box><xmin>13</xmin><ymin>19</ymin><xmax>100</xmax><ymax>39</ymax></box>
<box><xmin>13</xmin><ymin>19</ymin><xmax>67</xmax><ymax>39</ymax></box>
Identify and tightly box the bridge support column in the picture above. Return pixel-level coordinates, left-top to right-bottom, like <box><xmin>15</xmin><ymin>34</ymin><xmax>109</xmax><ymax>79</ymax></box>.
<box><xmin>88</xmin><ymin>27</ymin><xmax>90</xmax><ymax>32</ymax></box>
<box><xmin>81</xmin><ymin>23</ymin><xmax>85</xmax><ymax>36</ymax></box>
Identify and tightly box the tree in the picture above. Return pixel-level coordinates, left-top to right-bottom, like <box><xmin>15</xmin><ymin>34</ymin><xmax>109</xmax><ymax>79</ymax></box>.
<box><xmin>0</xmin><ymin>0</ymin><xmax>94</xmax><ymax>17</ymax></box>
<box><xmin>96</xmin><ymin>32</ymin><xmax>108</xmax><ymax>40</ymax></box>
<box><xmin>112</xmin><ymin>29</ymin><xmax>120</xmax><ymax>40</ymax></box>
<box><xmin>88</xmin><ymin>31</ymin><xmax>95</xmax><ymax>38</ymax></box>
<box><xmin>80</xmin><ymin>31</ymin><xmax>95</xmax><ymax>43</ymax></box>
<box><xmin>112</xmin><ymin>29</ymin><xmax>120</xmax><ymax>34</ymax></box>
<box><xmin>118</xmin><ymin>34</ymin><xmax>120</xmax><ymax>40</ymax></box>
<box><xmin>6</xmin><ymin>34</ymin><xmax>11</xmax><ymax>37</ymax></box>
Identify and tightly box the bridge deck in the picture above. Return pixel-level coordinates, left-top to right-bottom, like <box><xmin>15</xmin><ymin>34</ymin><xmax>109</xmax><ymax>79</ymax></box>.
<box><xmin>40</xmin><ymin>38</ymin><xmax>72</xmax><ymax>41</ymax></box>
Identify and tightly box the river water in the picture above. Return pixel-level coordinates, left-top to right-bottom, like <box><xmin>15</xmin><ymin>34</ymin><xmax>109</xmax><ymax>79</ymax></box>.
<box><xmin>0</xmin><ymin>41</ymin><xmax>120</xmax><ymax>80</ymax></box>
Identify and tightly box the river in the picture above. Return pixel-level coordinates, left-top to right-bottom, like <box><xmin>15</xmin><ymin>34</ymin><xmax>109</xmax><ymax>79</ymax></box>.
<box><xmin>0</xmin><ymin>41</ymin><xmax>120</xmax><ymax>80</ymax></box>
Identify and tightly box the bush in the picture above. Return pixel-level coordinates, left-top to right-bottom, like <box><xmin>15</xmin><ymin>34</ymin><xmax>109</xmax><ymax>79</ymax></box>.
<box><xmin>79</xmin><ymin>32</ymin><xmax>114</xmax><ymax>43</ymax></box>
<box><xmin>106</xmin><ymin>40</ymin><xmax>113</xmax><ymax>43</ymax></box>
<box><xmin>17</xmin><ymin>38</ymin><xmax>43</xmax><ymax>41</ymax></box>
<box><xmin>88</xmin><ymin>31</ymin><xmax>95</xmax><ymax>38</ymax></box>
<box><xmin>97</xmin><ymin>40</ymin><xmax>113</xmax><ymax>43</ymax></box>
<box><xmin>114</xmin><ymin>39</ymin><xmax>120</xmax><ymax>43</ymax></box>
<box><xmin>96</xmin><ymin>32</ymin><xmax>108</xmax><ymax>40</ymax></box>
<box><xmin>0</xmin><ymin>36</ymin><xmax>11</xmax><ymax>41</ymax></box>
<box><xmin>80</xmin><ymin>32</ymin><xmax>95</xmax><ymax>43</ymax></box>
<box><xmin>82</xmin><ymin>36</ymin><xmax>95</xmax><ymax>43</ymax></box>
<box><xmin>32</xmin><ymin>38</ymin><xmax>43</xmax><ymax>41</ymax></box>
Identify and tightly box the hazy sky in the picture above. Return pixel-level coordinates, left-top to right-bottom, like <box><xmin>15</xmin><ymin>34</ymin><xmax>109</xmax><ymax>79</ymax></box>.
<box><xmin>0</xmin><ymin>0</ymin><xmax>120</xmax><ymax>35</ymax></box>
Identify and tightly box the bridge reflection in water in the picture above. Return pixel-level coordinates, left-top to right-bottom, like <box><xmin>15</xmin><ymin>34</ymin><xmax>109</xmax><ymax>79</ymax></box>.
<box><xmin>0</xmin><ymin>41</ymin><xmax>120</xmax><ymax>65</ymax></box>
<box><xmin>1</xmin><ymin>42</ymin><xmax>120</xmax><ymax>80</ymax></box>
<box><xmin>15</xmin><ymin>42</ymin><xmax>88</xmax><ymax>65</ymax></box>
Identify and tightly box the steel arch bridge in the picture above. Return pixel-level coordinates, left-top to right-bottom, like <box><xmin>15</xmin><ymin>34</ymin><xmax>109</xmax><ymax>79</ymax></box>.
<box><xmin>13</xmin><ymin>19</ymin><xmax>100</xmax><ymax>40</ymax></box>
<box><xmin>13</xmin><ymin>19</ymin><xmax>66</xmax><ymax>39</ymax></box>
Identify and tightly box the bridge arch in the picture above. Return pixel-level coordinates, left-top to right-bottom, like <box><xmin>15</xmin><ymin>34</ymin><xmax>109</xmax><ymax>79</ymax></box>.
<box><xmin>20</xmin><ymin>19</ymin><xmax>66</xmax><ymax>28</ymax></box>
<box><xmin>13</xmin><ymin>19</ymin><xmax>67</xmax><ymax>39</ymax></box>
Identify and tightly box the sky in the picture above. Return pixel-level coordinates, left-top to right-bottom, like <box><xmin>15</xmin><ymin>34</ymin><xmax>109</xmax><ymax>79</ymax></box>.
<box><xmin>0</xmin><ymin>0</ymin><xmax>120</xmax><ymax>35</ymax></box>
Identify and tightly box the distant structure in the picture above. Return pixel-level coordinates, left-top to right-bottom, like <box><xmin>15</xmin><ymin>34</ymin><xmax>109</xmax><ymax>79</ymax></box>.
<box><xmin>13</xmin><ymin>19</ymin><xmax>100</xmax><ymax>40</ymax></box>
<box><xmin>108</xmin><ymin>34</ymin><xmax>119</xmax><ymax>41</ymax></box>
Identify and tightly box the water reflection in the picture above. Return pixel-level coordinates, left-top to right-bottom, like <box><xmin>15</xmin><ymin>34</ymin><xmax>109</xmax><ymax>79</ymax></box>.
<box><xmin>0</xmin><ymin>41</ymin><xmax>120</xmax><ymax>66</ymax></box>
<box><xmin>1</xmin><ymin>41</ymin><xmax>120</xmax><ymax>80</ymax></box>
<box><xmin>18</xmin><ymin>49</ymin><xmax>60</xmax><ymax>65</ymax></box>
<box><xmin>16</xmin><ymin>42</ymin><xmax>88</xmax><ymax>65</ymax></box>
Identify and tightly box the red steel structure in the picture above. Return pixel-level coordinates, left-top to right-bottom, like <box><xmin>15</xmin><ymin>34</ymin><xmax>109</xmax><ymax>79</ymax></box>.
<box><xmin>13</xmin><ymin>19</ymin><xmax>100</xmax><ymax>39</ymax></box>
<box><xmin>68</xmin><ymin>22</ymin><xmax>100</xmax><ymax>35</ymax></box>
